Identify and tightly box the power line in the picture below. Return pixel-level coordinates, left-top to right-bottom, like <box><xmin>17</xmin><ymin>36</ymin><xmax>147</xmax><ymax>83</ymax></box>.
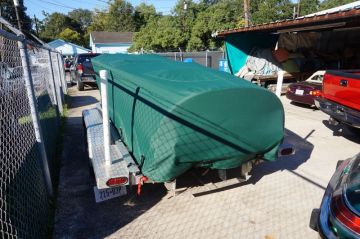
<box><xmin>34</xmin><ymin>0</ymin><xmax>77</xmax><ymax>10</ymax></box>
<box><xmin>27</xmin><ymin>0</ymin><xmax>58</xmax><ymax>12</ymax></box>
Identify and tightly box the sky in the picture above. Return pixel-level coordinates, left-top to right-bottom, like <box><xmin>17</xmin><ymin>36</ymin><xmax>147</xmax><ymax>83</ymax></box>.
<box><xmin>24</xmin><ymin>0</ymin><xmax>179</xmax><ymax>20</ymax></box>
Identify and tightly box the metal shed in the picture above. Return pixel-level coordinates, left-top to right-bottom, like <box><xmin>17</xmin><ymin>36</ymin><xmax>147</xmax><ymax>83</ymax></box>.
<box><xmin>214</xmin><ymin>2</ymin><xmax>360</xmax><ymax>95</ymax></box>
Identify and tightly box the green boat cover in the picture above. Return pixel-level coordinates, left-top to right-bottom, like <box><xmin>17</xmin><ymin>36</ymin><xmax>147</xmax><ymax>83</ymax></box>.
<box><xmin>92</xmin><ymin>54</ymin><xmax>284</xmax><ymax>182</ymax></box>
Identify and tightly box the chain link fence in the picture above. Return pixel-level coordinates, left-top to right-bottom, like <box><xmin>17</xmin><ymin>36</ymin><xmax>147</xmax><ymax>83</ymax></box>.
<box><xmin>0</xmin><ymin>17</ymin><xmax>66</xmax><ymax>238</ymax></box>
<box><xmin>157</xmin><ymin>51</ymin><xmax>225</xmax><ymax>69</ymax></box>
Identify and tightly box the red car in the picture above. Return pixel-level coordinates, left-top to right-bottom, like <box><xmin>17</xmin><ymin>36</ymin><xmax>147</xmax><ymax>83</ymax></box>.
<box><xmin>286</xmin><ymin>71</ymin><xmax>324</xmax><ymax>106</ymax></box>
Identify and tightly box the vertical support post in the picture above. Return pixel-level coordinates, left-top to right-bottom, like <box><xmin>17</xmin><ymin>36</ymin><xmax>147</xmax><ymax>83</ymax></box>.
<box><xmin>99</xmin><ymin>70</ymin><xmax>111</xmax><ymax>166</ymax></box>
<box><xmin>205</xmin><ymin>50</ymin><xmax>208</xmax><ymax>67</ymax></box>
<box><xmin>179</xmin><ymin>48</ymin><xmax>183</xmax><ymax>62</ymax></box>
<box><xmin>48</xmin><ymin>50</ymin><xmax>63</xmax><ymax>114</ymax></box>
<box><xmin>18</xmin><ymin>39</ymin><xmax>53</xmax><ymax>197</ymax></box>
<box><xmin>56</xmin><ymin>53</ymin><xmax>67</xmax><ymax>97</ymax></box>
<box><xmin>276</xmin><ymin>70</ymin><xmax>284</xmax><ymax>97</ymax></box>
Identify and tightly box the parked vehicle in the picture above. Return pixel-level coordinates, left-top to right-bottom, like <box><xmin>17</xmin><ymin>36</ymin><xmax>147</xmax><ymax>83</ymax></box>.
<box><xmin>64</xmin><ymin>58</ymin><xmax>73</xmax><ymax>72</ymax></box>
<box><xmin>315</xmin><ymin>70</ymin><xmax>360</xmax><ymax>131</ymax></box>
<box><xmin>310</xmin><ymin>153</ymin><xmax>360</xmax><ymax>239</ymax></box>
<box><xmin>70</xmin><ymin>53</ymin><xmax>100</xmax><ymax>91</ymax></box>
<box><xmin>286</xmin><ymin>71</ymin><xmax>324</xmax><ymax>106</ymax></box>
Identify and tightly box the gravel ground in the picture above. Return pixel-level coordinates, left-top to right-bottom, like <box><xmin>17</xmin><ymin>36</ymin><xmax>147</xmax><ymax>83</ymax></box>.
<box><xmin>54</xmin><ymin>85</ymin><xmax>359</xmax><ymax>239</ymax></box>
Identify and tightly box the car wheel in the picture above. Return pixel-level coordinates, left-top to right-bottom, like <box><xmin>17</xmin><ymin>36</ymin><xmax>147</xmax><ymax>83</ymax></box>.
<box><xmin>77</xmin><ymin>81</ymin><xmax>84</xmax><ymax>91</ymax></box>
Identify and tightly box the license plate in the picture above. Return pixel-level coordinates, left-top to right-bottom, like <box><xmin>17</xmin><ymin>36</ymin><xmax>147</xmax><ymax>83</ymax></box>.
<box><xmin>295</xmin><ymin>89</ymin><xmax>304</xmax><ymax>95</ymax></box>
<box><xmin>94</xmin><ymin>186</ymin><xmax>127</xmax><ymax>203</ymax></box>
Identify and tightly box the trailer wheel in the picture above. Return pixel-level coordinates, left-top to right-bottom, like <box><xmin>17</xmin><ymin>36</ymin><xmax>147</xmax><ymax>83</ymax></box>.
<box><xmin>77</xmin><ymin>81</ymin><xmax>84</xmax><ymax>91</ymax></box>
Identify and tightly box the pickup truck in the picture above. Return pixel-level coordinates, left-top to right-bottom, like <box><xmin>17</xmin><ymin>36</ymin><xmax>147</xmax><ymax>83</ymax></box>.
<box><xmin>314</xmin><ymin>70</ymin><xmax>360</xmax><ymax>131</ymax></box>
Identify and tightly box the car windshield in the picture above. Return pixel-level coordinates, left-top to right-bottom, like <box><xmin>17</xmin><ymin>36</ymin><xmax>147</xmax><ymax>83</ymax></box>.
<box><xmin>77</xmin><ymin>54</ymin><xmax>100</xmax><ymax>64</ymax></box>
<box><xmin>307</xmin><ymin>74</ymin><xmax>323</xmax><ymax>83</ymax></box>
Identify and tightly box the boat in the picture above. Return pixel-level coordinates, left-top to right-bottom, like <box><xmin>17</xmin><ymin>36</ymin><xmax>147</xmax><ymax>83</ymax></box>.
<box><xmin>91</xmin><ymin>54</ymin><xmax>284</xmax><ymax>182</ymax></box>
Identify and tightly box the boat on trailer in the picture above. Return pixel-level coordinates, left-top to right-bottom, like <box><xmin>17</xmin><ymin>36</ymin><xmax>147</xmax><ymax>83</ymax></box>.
<box><xmin>83</xmin><ymin>54</ymin><xmax>284</xmax><ymax>200</ymax></box>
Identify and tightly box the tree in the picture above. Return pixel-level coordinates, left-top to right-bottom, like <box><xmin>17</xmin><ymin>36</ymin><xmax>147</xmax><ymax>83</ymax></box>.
<box><xmin>39</xmin><ymin>12</ymin><xmax>81</xmax><ymax>41</ymax></box>
<box><xmin>58</xmin><ymin>28</ymin><xmax>83</xmax><ymax>45</ymax></box>
<box><xmin>68</xmin><ymin>9</ymin><xmax>93</xmax><ymax>31</ymax></box>
<box><xmin>188</xmin><ymin>0</ymin><xmax>243</xmax><ymax>51</ymax></box>
<box><xmin>130</xmin><ymin>15</ymin><xmax>185</xmax><ymax>52</ymax></box>
<box><xmin>298</xmin><ymin>0</ymin><xmax>319</xmax><ymax>16</ymax></box>
<box><xmin>134</xmin><ymin>3</ymin><xmax>157</xmax><ymax>31</ymax></box>
<box><xmin>172</xmin><ymin>0</ymin><xmax>201</xmax><ymax>49</ymax></box>
<box><xmin>0</xmin><ymin>0</ymin><xmax>32</xmax><ymax>32</ymax></box>
<box><xmin>106</xmin><ymin>0</ymin><xmax>136</xmax><ymax>32</ymax></box>
<box><xmin>87</xmin><ymin>9</ymin><xmax>108</xmax><ymax>32</ymax></box>
<box><xmin>319</xmin><ymin>0</ymin><xmax>354</xmax><ymax>10</ymax></box>
<box><xmin>251</xmin><ymin>0</ymin><xmax>294</xmax><ymax>24</ymax></box>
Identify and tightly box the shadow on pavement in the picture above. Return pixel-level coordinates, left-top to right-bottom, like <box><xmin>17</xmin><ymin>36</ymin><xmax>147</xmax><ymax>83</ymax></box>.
<box><xmin>290</xmin><ymin>101</ymin><xmax>318</xmax><ymax>111</ymax></box>
<box><xmin>192</xmin><ymin>128</ymin><xmax>316</xmax><ymax>197</ymax></box>
<box><xmin>322</xmin><ymin>120</ymin><xmax>360</xmax><ymax>144</ymax></box>
<box><xmin>68</xmin><ymin>95</ymin><xmax>99</xmax><ymax>108</ymax></box>
<box><xmin>54</xmin><ymin>92</ymin><xmax>166</xmax><ymax>239</ymax></box>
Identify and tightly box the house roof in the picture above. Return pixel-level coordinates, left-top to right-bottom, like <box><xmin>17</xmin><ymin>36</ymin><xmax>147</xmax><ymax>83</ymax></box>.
<box><xmin>214</xmin><ymin>1</ymin><xmax>360</xmax><ymax>37</ymax></box>
<box><xmin>90</xmin><ymin>31</ymin><xmax>134</xmax><ymax>44</ymax></box>
<box><xmin>48</xmin><ymin>39</ymin><xmax>90</xmax><ymax>51</ymax></box>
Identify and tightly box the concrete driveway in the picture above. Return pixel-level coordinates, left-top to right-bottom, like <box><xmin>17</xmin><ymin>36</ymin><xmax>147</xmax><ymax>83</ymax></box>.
<box><xmin>54</xmin><ymin>85</ymin><xmax>359</xmax><ymax>239</ymax></box>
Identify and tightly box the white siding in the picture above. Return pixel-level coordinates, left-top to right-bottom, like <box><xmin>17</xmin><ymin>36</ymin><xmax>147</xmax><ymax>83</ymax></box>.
<box><xmin>94</xmin><ymin>45</ymin><xmax>130</xmax><ymax>54</ymax></box>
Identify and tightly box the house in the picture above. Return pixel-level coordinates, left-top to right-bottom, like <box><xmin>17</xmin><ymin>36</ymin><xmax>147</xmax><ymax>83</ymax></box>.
<box><xmin>89</xmin><ymin>32</ymin><xmax>134</xmax><ymax>54</ymax></box>
<box><xmin>47</xmin><ymin>39</ymin><xmax>90</xmax><ymax>56</ymax></box>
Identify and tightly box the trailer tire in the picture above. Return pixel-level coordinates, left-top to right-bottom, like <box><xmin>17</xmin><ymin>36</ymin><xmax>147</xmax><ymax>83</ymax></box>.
<box><xmin>77</xmin><ymin>81</ymin><xmax>84</xmax><ymax>91</ymax></box>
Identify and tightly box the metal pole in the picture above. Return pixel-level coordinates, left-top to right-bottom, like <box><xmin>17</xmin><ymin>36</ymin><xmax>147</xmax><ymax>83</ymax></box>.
<box><xmin>48</xmin><ymin>50</ymin><xmax>63</xmax><ymax>115</ymax></box>
<box><xmin>99</xmin><ymin>70</ymin><xmax>111</xmax><ymax>166</ymax></box>
<box><xmin>18</xmin><ymin>39</ymin><xmax>53</xmax><ymax>197</ymax></box>
<box><xmin>179</xmin><ymin>48</ymin><xmax>183</xmax><ymax>62</ymax></box>
<box><xmin>56</xmin><ymin>53</ymin><xmax>67</xmax><ymax>97</ymax></box>
<box><xmin>205</xmin><ymin>50</ymin><xmax>208</xmax><ymax>67</ymax></box>
<box><xmin>276</xmin><ymin>70</ymin><xmax>284</xmax><ymax>97</ymax></box>
<box><xmin>59</xmin><ymin>53</ymin><xmax>68</xmax><ymax>93</ymax></box>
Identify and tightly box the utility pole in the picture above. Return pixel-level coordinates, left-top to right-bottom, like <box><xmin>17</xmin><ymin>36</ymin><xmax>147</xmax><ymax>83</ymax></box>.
<box><xmin>244</xmin><ymin>0</ymin><xmax>250</xmax><ymax>27</ymax></box>
<box><xmin>297</xmin><ymin>0</ymin><xmax>301</xmax><ymax>17</ymax></box>
<box><xmin>13</xmin><ymin>0</ymin><xmax>22</xmax><ymax>31</ymax></box>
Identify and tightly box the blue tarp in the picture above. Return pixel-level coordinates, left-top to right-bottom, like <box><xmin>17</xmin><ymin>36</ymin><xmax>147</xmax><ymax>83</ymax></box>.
<box><xmin>225</xmin><ymin>33</ymin><xmax>278</xmax><ymax>74</ymax></box>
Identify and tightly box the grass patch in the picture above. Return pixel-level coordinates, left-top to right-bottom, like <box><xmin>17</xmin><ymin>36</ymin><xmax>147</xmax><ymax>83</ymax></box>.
<box><xmin>46</xmin><ymin>94</ymin><xmax>69</xmax><ymax>238</ymax></box>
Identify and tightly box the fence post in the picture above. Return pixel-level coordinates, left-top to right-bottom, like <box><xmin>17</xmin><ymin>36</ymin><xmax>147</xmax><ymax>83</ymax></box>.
<box><xmin>56</xmin><ymin>53</ymin><xmax>66</xmax><ymax>101</ymax></box>
<box><xmin>99</xmin><ymin>70</ymin><xmax>111</xmax><ymax>166</ymax></box>
<box><xmin>57</xmin><ymin>53</ymin><xmax>67</xmax><ymax>95</ymax></box>
<box><xmin>18</xmin><ymin>39</ymin><xmax>53</xmax><ymax>197</ymax></box>
<box><xmin>276</xmin><ymin>70</ymin><xmax>284</xmax><ymax>97</ymax></box>
<box><xmin>205</xmin><ymin>50</ymin><xmax>208</xmax><ymax>67</ymax></box>
<box><xmin>48</xmin><ymin>50</ymin><xmax>63</xmax><ymax>115</ymax></box>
